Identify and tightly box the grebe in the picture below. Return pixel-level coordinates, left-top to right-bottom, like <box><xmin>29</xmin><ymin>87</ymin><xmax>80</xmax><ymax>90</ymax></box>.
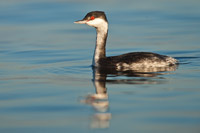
<box><xmin>74</xmin><ymin>11</ymin><xmax>178</xmax><ymax>70</ymax></box>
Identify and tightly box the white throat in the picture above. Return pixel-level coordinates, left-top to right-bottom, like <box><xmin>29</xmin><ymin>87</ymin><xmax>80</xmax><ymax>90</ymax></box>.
<box><xmin>87</xmin><ymin>19</ymin><xmax>108</xmax><ymax>66</ymax></box>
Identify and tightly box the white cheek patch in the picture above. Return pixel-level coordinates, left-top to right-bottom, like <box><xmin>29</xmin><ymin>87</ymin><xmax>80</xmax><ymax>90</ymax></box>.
<box><xmin>86</xmin><ymin>18</ymin><xmax>106</xmax><ymax>27</ymax></box>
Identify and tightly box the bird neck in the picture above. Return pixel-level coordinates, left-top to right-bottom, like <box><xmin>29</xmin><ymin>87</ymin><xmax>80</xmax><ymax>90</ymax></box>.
<box><xmin>93</xmin><ymin>22</ymin><xmax>108</xmax><ymax>66</ymax></box>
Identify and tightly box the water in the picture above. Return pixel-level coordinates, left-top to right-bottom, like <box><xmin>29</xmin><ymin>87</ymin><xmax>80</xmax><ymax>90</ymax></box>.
<box><xmin>0</xmin><ymin>0</ymin><xmax>200</xmax><ymax>133</ymax></box>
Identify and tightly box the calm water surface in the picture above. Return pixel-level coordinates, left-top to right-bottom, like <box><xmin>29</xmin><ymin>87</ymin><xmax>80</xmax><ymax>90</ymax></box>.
<box><xmin>0</xmin><ymin>0</ymin><xmax>200</xmax><ymax>133</ymax></box>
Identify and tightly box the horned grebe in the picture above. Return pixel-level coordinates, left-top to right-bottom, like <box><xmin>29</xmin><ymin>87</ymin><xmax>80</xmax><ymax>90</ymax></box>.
<box><xmin>74</xmin><ymin>11</ymin><xmax>178</xmax><ymax>70</ymax></box>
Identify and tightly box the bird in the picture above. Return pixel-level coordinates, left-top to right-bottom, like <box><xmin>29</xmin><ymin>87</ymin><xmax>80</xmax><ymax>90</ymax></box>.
<box><xmin>74</xmin><ymin>11</ymin><xmax>178</xmax><ymax>71</ymax></box>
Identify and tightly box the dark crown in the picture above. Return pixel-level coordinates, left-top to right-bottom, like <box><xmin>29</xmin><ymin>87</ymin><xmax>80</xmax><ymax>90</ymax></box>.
<box><xmin>83</xmin><ymin>11</ymin><xmax>108</xmax><ymax>22</ymax></box>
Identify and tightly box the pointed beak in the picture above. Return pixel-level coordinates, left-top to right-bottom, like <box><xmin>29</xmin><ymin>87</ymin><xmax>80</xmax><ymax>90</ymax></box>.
<box><xmin>74</xmin><ymin>20</ymin><xmax>87</xmax><ymax>24</ymax></box>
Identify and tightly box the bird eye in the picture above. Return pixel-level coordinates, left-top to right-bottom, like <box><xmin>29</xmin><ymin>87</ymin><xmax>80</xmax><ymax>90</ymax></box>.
<box><xmin>90</xmin><ymin>16</ymin><xmax>95</xmax><ymax>20</ymax></box>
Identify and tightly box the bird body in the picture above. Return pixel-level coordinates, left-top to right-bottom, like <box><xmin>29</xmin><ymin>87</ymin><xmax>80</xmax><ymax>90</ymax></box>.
<box><xmin>74</xmin><ymin>11</ymin><xmax>178</xmax><ymax>70</ymax></box>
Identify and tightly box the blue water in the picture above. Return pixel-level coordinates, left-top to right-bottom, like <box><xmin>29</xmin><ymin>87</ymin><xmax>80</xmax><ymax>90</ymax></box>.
<box><xmin>0</xmin><ymin>0</ymin><xmax>200</xmax><ymax>133</ymax></box>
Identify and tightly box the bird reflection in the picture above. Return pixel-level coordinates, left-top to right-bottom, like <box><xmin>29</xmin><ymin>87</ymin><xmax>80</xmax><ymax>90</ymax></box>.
<box><xmin>80</xmin><ymin>64</ymin><xmax>178</xmax><ymax>129</ymax></box>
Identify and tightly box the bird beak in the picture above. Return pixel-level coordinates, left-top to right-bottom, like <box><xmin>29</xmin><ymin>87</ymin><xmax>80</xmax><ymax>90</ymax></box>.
<box><xmin>74</xmin><ymin>20</ymin><xmax>87</xmax><ymax>24</ymax></box>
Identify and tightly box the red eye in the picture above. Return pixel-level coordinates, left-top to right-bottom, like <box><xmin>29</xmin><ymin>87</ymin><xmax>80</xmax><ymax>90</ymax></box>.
<box><xmin>90</xmin><ymin>16</ymin><xmax>95</xmax><ymax>20</ymax></box>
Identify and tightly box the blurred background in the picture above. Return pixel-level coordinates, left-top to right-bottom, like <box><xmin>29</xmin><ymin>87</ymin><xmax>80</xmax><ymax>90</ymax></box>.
<box><xmin>0</xmin><ymin>0</ymin><xmax>200</xmax><ymax>133</ymax></box>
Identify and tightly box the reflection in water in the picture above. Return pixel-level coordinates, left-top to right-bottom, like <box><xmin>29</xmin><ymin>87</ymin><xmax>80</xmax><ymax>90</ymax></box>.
<box><xmin>80</xmin><ymin>66</ymin><xmax>111</xmax><ymax>128</ymax></box>
<box><xmin>80</xmin><ymin>65</ymin><xmax>178</xmax><ymax>128</ymax></box>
